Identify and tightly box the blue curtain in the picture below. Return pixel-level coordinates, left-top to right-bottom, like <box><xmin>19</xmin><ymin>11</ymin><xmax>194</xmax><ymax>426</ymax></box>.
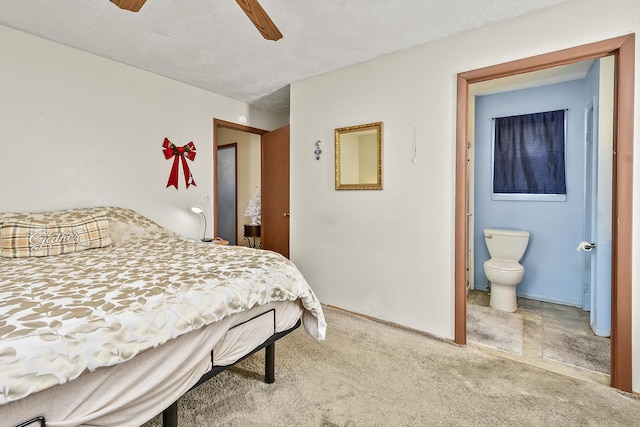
<box><xmin>493</xmin><ymin>109</ymin><xmax>566</xmax><ymax>195</ymax></box>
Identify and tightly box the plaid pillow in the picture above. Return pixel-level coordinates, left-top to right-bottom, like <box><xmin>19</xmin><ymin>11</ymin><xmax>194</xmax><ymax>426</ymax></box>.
<box><xmin>0</xmin><ymin>214</ymin><xmax>112</xmax><ymax>258</ymax></box>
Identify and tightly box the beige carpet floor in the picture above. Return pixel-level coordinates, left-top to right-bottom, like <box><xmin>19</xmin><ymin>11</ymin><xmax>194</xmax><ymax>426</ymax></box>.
<box><xmin>142</xmin><ymin>306</ymin><xmax>640</xmax><ymax>427</ymax></box>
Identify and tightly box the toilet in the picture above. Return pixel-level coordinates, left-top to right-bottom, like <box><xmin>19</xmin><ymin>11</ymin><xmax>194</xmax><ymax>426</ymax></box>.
<box><xmin>483</xmin><ymin>228</ymin><xmax>530</xmax><ymax>312</ymax></box>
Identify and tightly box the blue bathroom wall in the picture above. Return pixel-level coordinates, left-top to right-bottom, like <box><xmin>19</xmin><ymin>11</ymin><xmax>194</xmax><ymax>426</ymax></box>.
<box><xmin>473</xmin><ymin>80</ymin><xmax>586</xmax><ymax>306</ymax></box>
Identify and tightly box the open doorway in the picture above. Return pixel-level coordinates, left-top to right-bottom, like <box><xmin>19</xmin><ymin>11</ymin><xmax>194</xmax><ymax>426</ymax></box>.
<box><xmin>465</xmin><ymin>57</ymin><xmax>614</xmax><ymax>381</ymax></box>
<box><xmin>213</xmin><ymin>119</ymin><xmax>291</xmax><ymax>258</ymax></box>
<box><xmin>214</xmin><ymin>120</ymin><xmax>265</xmax><ymax>247</ymax></box>
<box><xmin>455</xmin><ymin>34</ymin><xmax>635</xmax><ymax>392</ymax></box>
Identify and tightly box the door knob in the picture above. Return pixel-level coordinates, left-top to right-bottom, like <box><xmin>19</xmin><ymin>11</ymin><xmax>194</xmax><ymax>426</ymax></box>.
<box><xmin>283</xmin><ymin>212</ymin><xmax>290</xmax><ymax>217</ymax></box>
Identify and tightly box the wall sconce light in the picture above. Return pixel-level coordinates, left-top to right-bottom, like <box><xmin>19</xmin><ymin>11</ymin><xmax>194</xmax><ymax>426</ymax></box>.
<box><xmin>190</xmin><ymin>206</ymin><xmax>212</xmax><ymax>242</ymax></box>
<box><xmin>314</xmin><ymin>140</ymin><xmax>322</xmax><ymax>160</ymax></box>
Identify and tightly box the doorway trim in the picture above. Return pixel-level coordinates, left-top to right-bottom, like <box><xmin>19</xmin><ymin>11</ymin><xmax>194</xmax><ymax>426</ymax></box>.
<box><xmin>454</xmin><ymin>34</ymin><xmax>635</xmax><ymax>392</ymax></box>
<box><xmin>213</xmin><ymin>119</ymin><xmax>267</xmax><ymax>238</ymax></box>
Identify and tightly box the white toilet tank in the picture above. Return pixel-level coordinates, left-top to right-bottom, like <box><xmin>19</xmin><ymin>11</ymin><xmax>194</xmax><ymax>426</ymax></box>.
<box><xmin>484</xmin><ymin>228</ymin><xmax>530</xmax><ymax>261</ymax></box>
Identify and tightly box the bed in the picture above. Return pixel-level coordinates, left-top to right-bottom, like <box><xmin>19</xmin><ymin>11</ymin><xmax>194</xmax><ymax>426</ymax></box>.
<box><xmin>0</xmin><ymin>207</ymin><xmax>326</xmax><ymax>427</ymax></box>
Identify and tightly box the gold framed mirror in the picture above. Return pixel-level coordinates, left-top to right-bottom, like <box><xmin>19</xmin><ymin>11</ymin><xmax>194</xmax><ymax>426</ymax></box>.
<box><xmin>335</xmin><ymin>122</ymin><xmax>383</xmax><ymax>190</ymax></box>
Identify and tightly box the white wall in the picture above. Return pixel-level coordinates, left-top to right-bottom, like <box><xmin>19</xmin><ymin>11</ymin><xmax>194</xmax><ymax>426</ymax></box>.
<box><xmin>0</xmin><ymin>25</ymin><xmax>287</xmax><ymax>239</ymax></box>
<box><xmin>290</xmin><ymin>0</ymin><xmax>640</xmax><ymax>392</ymax></box>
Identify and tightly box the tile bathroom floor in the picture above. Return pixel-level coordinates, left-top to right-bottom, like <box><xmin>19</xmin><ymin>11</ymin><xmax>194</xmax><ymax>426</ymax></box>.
<box><xmin>467</xmin><ymin>289</ymin><xmax>610</xmax><ymax>385</ymax></box>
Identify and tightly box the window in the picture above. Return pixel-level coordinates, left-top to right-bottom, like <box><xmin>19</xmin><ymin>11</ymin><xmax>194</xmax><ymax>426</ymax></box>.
<box><xmin>492</xmin><ymin>109</ymin><xmax>566</xmax><ymax>201</ymax></box>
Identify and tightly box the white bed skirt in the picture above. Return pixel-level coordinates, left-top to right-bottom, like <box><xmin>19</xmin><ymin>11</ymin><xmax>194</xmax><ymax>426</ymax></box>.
<box><xmin>1</xmin><ymin>300</ymin><xmax>303</xmax><ymax>427</ymax></box>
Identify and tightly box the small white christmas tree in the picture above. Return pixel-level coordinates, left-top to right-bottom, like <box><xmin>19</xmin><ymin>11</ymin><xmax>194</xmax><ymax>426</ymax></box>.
<box><xmin>244</xmin><ymin>187</ymin><xmax>261</xmax><ymax>225</ymax></box>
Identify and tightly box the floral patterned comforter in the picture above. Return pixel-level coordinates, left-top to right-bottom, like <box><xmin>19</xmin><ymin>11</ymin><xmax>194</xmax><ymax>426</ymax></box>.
<box><xmin>0</xmin><ymin>207</ymin><xmax>326</xmax><ymax>405</ymax></box>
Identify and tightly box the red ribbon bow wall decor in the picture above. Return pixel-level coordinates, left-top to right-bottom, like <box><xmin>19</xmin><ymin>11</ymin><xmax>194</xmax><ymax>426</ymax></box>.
<box><xmin>162</xmin><ymin>137</ymin><xmax>197</xmax><ymax>189</ymax></box>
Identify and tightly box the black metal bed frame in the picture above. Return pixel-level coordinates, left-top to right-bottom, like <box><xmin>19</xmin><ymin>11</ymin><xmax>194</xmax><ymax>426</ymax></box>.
<box><xmin>161</xmin><ymin>317</ymin><xmax>302</xmax><ymax>427</ymax></box>
<box><xmin>14</xmin><ymin>316</ymin><xmax>302</xmax><ymax>427</ymax></box>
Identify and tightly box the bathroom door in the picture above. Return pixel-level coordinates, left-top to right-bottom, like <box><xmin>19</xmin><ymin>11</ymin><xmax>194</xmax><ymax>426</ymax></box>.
<box><xmin>583</xmin><ymin>101</ymin><xmax>612</xmax><ymax>337</ymax></box>
<box><xmin>581</xmin><ymin>56</ymin><xmax>614</xmax><ymax>337</ymax></box>
<box><xmin>582</xmin><ymin>105</ymin><xmax>596</xmax><ymax>311</ymax></box>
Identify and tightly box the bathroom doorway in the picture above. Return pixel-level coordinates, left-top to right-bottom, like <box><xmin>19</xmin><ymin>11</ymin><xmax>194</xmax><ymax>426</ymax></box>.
<box><xmin>465</xmin><ymin>58</ymin><xmax>613</xmax><ymax>382</ymax></box>
<box><xmin>455</xmin><ymin>34</ymin><xmax>635</xmax><ymax>392</ymax></box>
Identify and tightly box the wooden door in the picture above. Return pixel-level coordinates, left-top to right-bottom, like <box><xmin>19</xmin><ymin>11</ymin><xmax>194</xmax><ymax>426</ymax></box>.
<box><xmin>261</xmin><ymin>125</ymin><xmax>290</xmax><ymax>258</ymax></box>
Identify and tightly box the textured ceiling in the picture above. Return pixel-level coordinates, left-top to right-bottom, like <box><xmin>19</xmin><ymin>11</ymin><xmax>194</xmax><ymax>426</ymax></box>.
<box><xmin>0</xmin><ymin>0</ymin><xmax>573</xmax><ymax>115</ymax></box>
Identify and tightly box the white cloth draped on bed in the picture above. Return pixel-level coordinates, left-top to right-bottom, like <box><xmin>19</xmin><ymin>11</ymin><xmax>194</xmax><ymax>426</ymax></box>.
<box><xmin>0</xmin><ymin>207</ymin><xmax>326</xmax><ymax>408</ymax></box>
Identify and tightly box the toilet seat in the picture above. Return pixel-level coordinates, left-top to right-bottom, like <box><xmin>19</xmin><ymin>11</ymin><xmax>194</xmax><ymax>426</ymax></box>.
<box><xmin>484</xmin><ymin>258</ymin><xmax>523</xmax><ymax>274</ymax></box>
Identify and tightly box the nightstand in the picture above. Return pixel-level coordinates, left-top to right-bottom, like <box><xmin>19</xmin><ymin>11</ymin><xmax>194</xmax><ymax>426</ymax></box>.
<box><xmin>243</xmin><ymin>224</ymin><xmax>261</xmax><ymax>248</ymax></box>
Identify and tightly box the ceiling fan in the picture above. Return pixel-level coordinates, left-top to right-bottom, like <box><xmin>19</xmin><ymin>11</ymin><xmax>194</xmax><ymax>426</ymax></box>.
<box><xmin>109</xmin><ymin>0</ymin><xmax>283</xmax><ymax>41</ymax></box>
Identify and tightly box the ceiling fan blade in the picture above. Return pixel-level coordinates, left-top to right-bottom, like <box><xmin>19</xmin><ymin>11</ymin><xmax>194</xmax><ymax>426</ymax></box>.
<box><xmin>235</xmin><ymin>0</ymin><xmax>283</xmax><ymax>41</ymax></box>
<box><xmin>109</xmin><ymin>0</ymin><xmax>147</xmax><ymax>12</ymax></box>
